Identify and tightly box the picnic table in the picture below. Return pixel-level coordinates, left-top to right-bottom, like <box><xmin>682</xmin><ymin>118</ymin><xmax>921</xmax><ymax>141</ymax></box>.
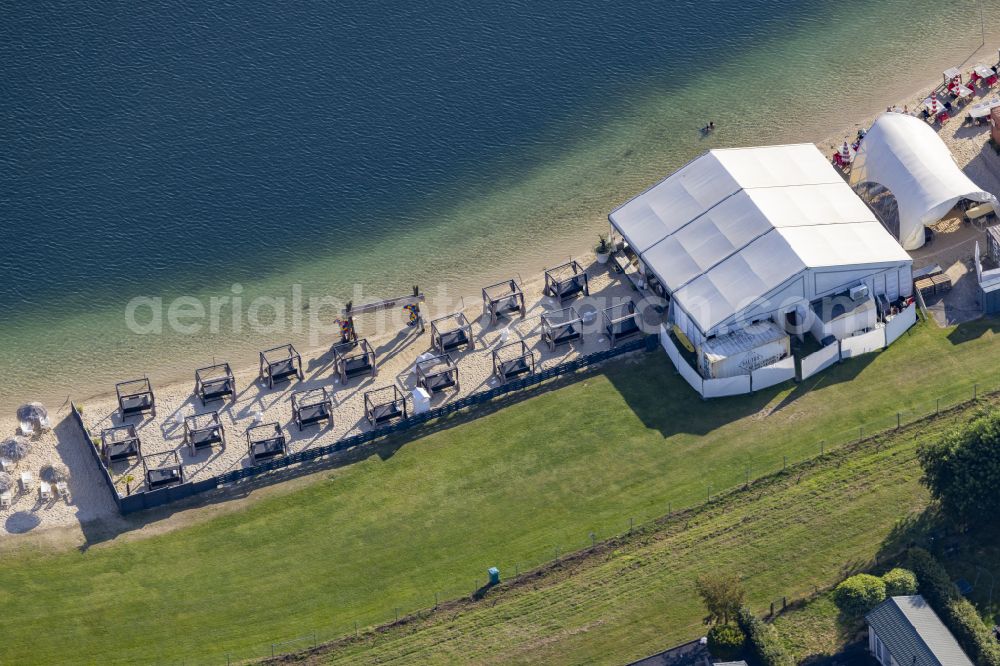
<box><xmin>968</xmin><ymin>96</ymin><xmax>1000</xmax><ymax>119</ymax></box>
<box><xmin>975</xmin><ymin>65</ymin><xmax>995</xmax><ymax>80</ymax></box>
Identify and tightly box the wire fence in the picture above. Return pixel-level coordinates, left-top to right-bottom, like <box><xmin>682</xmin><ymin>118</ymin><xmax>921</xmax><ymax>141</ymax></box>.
<box><xmin>205</xmin><ymin>374</ymin><xmax>1000</xmax><ymax>665</ymax></box>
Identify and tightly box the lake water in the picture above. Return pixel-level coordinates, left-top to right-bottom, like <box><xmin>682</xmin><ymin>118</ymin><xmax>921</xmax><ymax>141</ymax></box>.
<box><xmin>1</xmin><ymin>0</ymin><xmax>997</xmax><ymax>410</ymax></box>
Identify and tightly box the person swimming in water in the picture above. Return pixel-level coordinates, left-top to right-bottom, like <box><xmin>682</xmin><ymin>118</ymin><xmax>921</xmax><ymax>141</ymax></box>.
<box><xmin>702</xmin><ymin>121</ymin><xmax>716</xmax><ymax>133</ymax></box>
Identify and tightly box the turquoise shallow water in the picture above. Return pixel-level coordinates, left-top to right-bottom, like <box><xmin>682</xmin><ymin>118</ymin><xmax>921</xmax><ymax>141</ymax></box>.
<box><xmin>1</xmin><ymin>0</ymin><xmax>998</xmax><ymax>409</ymax></box>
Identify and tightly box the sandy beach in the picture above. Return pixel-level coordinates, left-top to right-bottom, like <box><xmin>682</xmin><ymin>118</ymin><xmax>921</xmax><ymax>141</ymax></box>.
<box><xmin>4</xmin><ymin>45</ymin><xmax>1000</xmax><ymax>542</ymax></box>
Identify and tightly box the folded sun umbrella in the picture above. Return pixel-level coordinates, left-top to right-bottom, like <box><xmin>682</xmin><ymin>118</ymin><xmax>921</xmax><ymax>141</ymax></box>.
<box><xmin>1</xmin><ymin>436</ymin><xmax>31</xmax><ymax>462</ymax></box>
<box><xmin>16</xmin><ymin>402</ymin><xmax>49</xmax><ymax>433</ymax></box>
<box><xmin>40</xmin><ymin>463</ymin><xmax>69</xmax><ymax>483</ymax></box>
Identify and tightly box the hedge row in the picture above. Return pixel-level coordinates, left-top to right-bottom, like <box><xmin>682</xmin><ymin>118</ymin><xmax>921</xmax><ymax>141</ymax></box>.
<box><xmin>736</xmin><ymin>606</ymin><xmax>793</xmax><ymax>666</ymax></box>
<box><xmin>907</xmin><ymin>547</ymin><xmax>1000</xmax><ymax>666</ymax></box>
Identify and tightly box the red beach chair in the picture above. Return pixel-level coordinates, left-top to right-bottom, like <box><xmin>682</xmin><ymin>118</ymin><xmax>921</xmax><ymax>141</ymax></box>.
<box><xmin>937</xmin><ymin>110</ymin><xmax>950</xmax><ymax>123</ymax></box>
<box><xmin>988</xmin><ymin>74</ymin><xmax>998</xmax><ymax>87</ymax></box>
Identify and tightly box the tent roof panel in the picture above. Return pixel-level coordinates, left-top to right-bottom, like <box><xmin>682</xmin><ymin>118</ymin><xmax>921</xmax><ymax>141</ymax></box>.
<box><xmin>779</xmin><ymin>222</ymin><xmax>911</xmax><ymax>268</ymax></box>
<box><xmin>675</xmin><ymin>231</ymin><xmax>806</xmax><ymax>333</ymax></box>
<box><xmin>609</xmin><ymin>153</ymin><xmax>742</xmax><ymax>252</ymax></box>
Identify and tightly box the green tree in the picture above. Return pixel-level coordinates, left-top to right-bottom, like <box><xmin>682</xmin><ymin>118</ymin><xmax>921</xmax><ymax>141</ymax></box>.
<box><xmin>917</xmin><ymin>409</ymin><xmax>1000</xmax><ymax>524</ymax></box>
<box><xmin>695</xmin><ymin>572</ymin><xmax>746</xmax><ymax>625</ymax></box>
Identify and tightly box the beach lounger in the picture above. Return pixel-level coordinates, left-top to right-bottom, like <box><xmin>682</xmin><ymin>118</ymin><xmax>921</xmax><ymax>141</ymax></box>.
<box><xmin>363</xmin><ymin>386</ymin><xmax>408</xmax><ymax>427</ymax></box>
<box><xmin>291</xmin><ymin>388</ymin><xmax>334</xmax><ymax>431</ymax></box>
<box><xmin>20</xmin><ymin>471</ymin><xmax>34</xmax><ymax>493</ymax></box>
<box><xmin>0</xmin><ymin>458</ymin><xmax>12</xmax><ymax>473</ymax></box>
<box><xmin>39</xmin><ymin>481</ymin><xmax>53</xmax><ymax>501</ymax></box>
<box><xmin>116</xmin><ymin>378</ymin><xmax>156</xmax><ymax>418</ymax></box>
<box><xmin>415</xmin><ymin>354</ymin><xmax>460</xmax><ymax>395</ymax></box>
<box><xmin>332</xmin><ymin>339</ymin><xmax>377</xmax><ymax>384</ymax></box>
<box><xmin>541</xmin><ymin>307</ymin><xmax>584</xmax><ymax>352</ymax></box>
<box><xmin>0</xmin><ymin>491</ymin><xmax>11</xmax><ymax>508</ymax></box>
<box><xmin>55</xmin><ymin>481</ymin><xmax>71</xmax><ymax>503</ymax></box>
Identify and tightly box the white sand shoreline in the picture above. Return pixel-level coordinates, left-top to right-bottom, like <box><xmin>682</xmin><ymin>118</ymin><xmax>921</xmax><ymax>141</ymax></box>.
<box><xmin>4</xmin><ymin>47</ymin><xmax>1000</xmax><ymax>541</ymax></box>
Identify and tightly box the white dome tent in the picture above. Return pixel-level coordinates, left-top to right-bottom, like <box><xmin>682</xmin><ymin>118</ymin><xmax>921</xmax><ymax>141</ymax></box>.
<box><xmin>849</xmin><ymin>112</ymin><xmax>998</xmax><ymax>250</ymax></box>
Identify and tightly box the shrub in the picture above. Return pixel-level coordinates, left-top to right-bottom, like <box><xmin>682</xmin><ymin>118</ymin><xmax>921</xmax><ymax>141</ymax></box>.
<box><xmin>882</xmin><ymin>567</ymin><xmax>917</xmax><ymax>596</ymax></box>
<box><xmin>917</xmin><ymin>409</ymin><xmax>1000</xmax><ymax>524</ymax></box>
<box><xmin>907</xmin><ymin>548</ymin><xmax>952</xmax><ymax>608</ymax></box>
<box><xmin>833</xmin><ymin>573</ymin><xmax>886</xmax><ymax>617</ymax></box>
<box><xmin>907</xmin><ymin>548</ymin><xmax>1000</xmax><ymax>666</ymax></box>
<box><xmin>945</xmin><ymin>597</ymin><xmax>1000</xmax><ymax>666</ymax></box>
<box><xmin>706</xmin><ymin>624</ymin><xmax>745</xmax><ymax>661</ymax></box>
<box><xmin>736</xmin><ymin>606</ymin><xmax>793</xmax><ymax>666</ymax></box>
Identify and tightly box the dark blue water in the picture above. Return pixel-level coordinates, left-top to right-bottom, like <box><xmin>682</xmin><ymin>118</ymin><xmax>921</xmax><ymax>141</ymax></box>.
<box><xmin>0</xmin><ymin>0</ymin><xmax>991</xmax><ymax>407</ymax></box>
<box><xmin>1</xmin><ymin>0</ymin><xmax>830</xmax><ymax>308</ymax></box>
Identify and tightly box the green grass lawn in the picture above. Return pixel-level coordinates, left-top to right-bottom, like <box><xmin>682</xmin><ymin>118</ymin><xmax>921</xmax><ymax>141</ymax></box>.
<box><xmin>772</xmin><ymin>592</ymin><xmax>863</xmax><ymax>663</ymax></box>
<box><xmin>314</xmin><ymin>396</ymin><xmax>983</xmax><ymax>665</ymax></box>
<box><xmin>0</xmin><ymin>318</ymin><xmax>997</xmax><ymax>665</ymax></box>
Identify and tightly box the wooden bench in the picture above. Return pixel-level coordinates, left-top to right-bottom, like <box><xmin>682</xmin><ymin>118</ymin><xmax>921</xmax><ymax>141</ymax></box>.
<box><xmin>930</xmin><ymin>273</ymin><xmax>953</xmax><ymax>292</ymax></box>
<box><xmin>915</xmin><ymin>277</ymin><xmax>936</xmax><ymax>298</ymax></box>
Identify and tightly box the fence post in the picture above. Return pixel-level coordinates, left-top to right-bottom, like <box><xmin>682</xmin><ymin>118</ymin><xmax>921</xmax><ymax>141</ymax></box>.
<box><xmin>974</xmin><ymin>383</ymin><xmax>978</xmax><ymax>399</ymax></box>
<box><xmin>355</xmin><ymin>620</ymin><xmax>358</xmax><ymax>637</ymax></box>
<box><xmin>435</xmin><ymin>592</ymin><xmax>439</xmax><ymax>607</ymax></box>
<box><xmin>629</xmin><ymin>517</ymin><xmax>634</xmax><ymax>534</ymax></box>
<box><xmin>770</xmin><ymin>601</ymin><xmax>775</xmax><ymax>617</ymax></box>
<box><xmin>271</xmin><ymin>644</ymin><xmax>275</xmax><ymax>658</ymax></box>
<box><xmin>936</xmin><ymin>398</ymin><xmax>940</xmax><ymax>415</ymax></box>
<box><xmin>313</xmin><ymin>631</ymin><xmax>318</xmax><ymax>648</ymax></box>
<box><xmin>896</xmin><ymin>412</ymin><xmax>900</xmax><ymax>429</ymax></box>
<box><xmin>590</xmin><ymin>532</ymin><xmax>596</xmax><ymax>548</ymax></box>
<box><xmin>707</xmin><ymin>485</ymin><xmax>711</xmax><ymax>502</ymax></box>
<box><xmin>745</xmin><ymin>465</ymin><xmax>750</xmax><ymax>487</ymax></box>
<box><xmin>859</xmin><ymin>426</ymin><xmax>863</xmax><ymax>442</ymax></box>
<box><xmin>820</xmin><ymin>440</ymin><xmax>825</xmax><ymax>456</ymax></box>
<box><xmin>783</xmin><ymin>456</ymin><xmax>787</xmax><ymax>471</ymax></box>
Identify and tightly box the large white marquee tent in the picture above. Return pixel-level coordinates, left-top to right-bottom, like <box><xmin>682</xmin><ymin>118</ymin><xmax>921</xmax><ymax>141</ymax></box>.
<box><xmin>849</xmin><ymin>112</ymin><xmax>998</xmax><ymax>250</ymax></box>
<box><xmin>609</xmin><ymin>144</ymin><xmax>912</xmax><ymax>350</ymax></box>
